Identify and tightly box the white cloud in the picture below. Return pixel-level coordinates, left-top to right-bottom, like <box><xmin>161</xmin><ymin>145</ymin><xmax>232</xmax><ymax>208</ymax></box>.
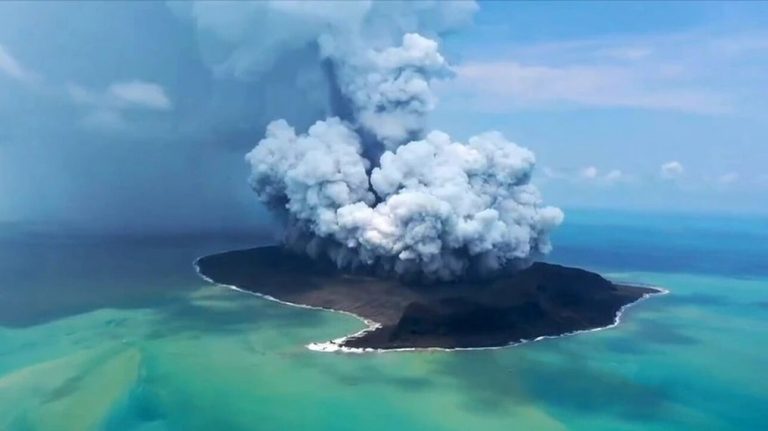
<box><xmin>660</xmin><ymin>161</ymin><xmax>684</xmax><ymax>179</ymax></box>
<box><xmin>80</xmin><ymin>109</ymin><xmax>127</xmax><ymax>131</ymax></box>
<box><xmin>108</xmin><ymin>81</ymin><xmax>172</xmax><ymax>111</ymax></box>
<box><xmin>67</xmin><ymin>80</ymin><xmax>172</xmax><ymax>132</ymax></box>
<box><xmin>438</xmin><ymin>30</ymin><xmax>768</xmax><ymax>115</ymax></box>
<box><xmin>576</xmin><ymin>166</ymin><xmax>626</xmax><ymax>185</ymax></box>
<box><xmin>450</xmin><ymin>61</ymin><xmax>730</xmax><ymax>114</ymax></box>
<box><xmin>717</xmin><ymin>172</ymin><xmax>739</xmax><ymax>185</ymax></box>
<box><xmin>598</xmin><ymin>46</ymin><xmax>653</xmax><ymax>61</ymax></box>
<box><xmin>69</xmin><ymin>81</ymin><xmax>172</xmax><ymax>111</ymax></box>
<box><xmin>604</xmin><ymin>169</ymin><xmax>623</xmax><ymax>183</ymax></box>
<box><xmin>580</xmin><ymin>166</ymin><xmax>599</xmax><ymax>179</ymax></box>
<box><xmin>67</xmin><ymin>84</ymin><xmax>99</xmax><ymax>105</ymax></box>
<box><xmin>541</xmin><ymin>166</ymin><xmax>566</xmax><ymax>180</ymax></box>
<box><xmin>0</xmin><ymin>43</ymin><xmax>37</xmax><ymax>84</ymax></box>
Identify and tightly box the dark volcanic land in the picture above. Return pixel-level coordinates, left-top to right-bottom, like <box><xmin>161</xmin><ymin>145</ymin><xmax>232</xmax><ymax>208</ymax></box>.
<box><xmin>195</xmin><ymin>246</ymin><xmax>661</xmax><ymax>351</ymax></box>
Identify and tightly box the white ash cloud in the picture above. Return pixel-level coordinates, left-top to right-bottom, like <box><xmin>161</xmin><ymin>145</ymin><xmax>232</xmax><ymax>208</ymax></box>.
<box><xmin>338</xmin><ymin>130</ymin><xmax>563</xmax><ymax>279</ymax></box>
<box><xmin>175</xmin><ymin>1</ymin><xmax>470</xmax><ymax>150</ymax></box>
<box><xmin>247</xmin><ymin>120</ymin><xmax>563</xmax><ymax>281</ymax></box>
<box><xmin>246</xmin><ymin>118</ymin><xmax>374</xmax><ymax>236</ymax></box>
<box><xmin>232</xmin><ymin>1</ymin><xmax>563</xmax><ymax>280</ymax></box>
<box><xmin>325</xmin><ymin>32</ymin><xmax>450</xmax><ymax>149</ymax></box>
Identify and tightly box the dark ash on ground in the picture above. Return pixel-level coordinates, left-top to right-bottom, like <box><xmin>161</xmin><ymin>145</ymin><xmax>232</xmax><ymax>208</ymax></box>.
<box><xmin>195</xmin><ymin>246</ymin><xmax>661</xmax><ymax>350</ymax></box>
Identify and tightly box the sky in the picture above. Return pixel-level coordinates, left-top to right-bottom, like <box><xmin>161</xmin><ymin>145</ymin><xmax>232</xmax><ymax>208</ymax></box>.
<box><xmin>433</xmin><ymin>1</ymin><xmax>768</xmax><ymax>214</ymax></box>
<box><xmin>0</xmin><ymin>1</ymin><xmax>766</xmax><ymax>233</ymax></box>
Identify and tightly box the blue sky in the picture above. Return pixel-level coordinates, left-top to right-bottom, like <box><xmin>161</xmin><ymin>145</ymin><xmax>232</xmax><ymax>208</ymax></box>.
<box><xmin>0</xmin><ymin>1</ymin><xmax>765</xmax><ymax>232</ymax></box>
<box><xmin>433</xmin><ymin>1</ymin><xmax>768</xmax><ymax>213</ymax></box>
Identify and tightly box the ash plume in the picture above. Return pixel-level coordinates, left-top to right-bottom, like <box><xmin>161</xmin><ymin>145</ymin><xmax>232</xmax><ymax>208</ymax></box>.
<box><xmin>197</xmin><ymin>1</ymin><xmax>565</xmax><ymax>281</ymax></box>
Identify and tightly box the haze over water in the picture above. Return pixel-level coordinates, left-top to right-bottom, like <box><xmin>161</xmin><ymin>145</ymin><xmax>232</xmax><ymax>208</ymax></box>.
<box><xmin>0</xmin><ymin>209</ymin><xmax>766</xmax><ymax>430</ymax></box>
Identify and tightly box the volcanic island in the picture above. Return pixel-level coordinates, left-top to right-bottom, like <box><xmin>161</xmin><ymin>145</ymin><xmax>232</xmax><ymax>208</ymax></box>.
<box><xmin>195</xmin><ymin>246</ymin><xmax>663</xmax><ymax>352</ymax></box>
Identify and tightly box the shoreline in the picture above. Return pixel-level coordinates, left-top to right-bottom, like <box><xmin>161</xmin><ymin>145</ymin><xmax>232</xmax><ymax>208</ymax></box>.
<box><xmin>193</xmin><ymin>255</ymin><xmax>668</xmax><ymax>354</ymax></box>
<box><xmin>308</xmin><ymin>284</ymin><xmax>668</xmax><ymax>354</ymax></box>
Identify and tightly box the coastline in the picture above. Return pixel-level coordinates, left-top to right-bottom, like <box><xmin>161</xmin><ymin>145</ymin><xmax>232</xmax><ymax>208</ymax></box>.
<box><xmin>193</xmin><ymin>254</ymin><xmax>668</xmax><ymax>354</ymax></box>
<box><xmin>307</xmin><ymin>284</ymin><xmax>668</xmax><ymax>354</ymax></box>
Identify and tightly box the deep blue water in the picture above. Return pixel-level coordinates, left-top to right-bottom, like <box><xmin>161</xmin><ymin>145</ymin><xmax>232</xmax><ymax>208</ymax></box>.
<box><xmin>549</xmin><ymin>208</ymin><xmax>768</xmax><ymax>278</ymax></box>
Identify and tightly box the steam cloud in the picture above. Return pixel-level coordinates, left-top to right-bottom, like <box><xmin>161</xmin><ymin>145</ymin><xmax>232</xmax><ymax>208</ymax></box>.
<box><xmin>200</xmin><ymin>1</ymin><xmax>565</xmax><ymax>281</ymax></box>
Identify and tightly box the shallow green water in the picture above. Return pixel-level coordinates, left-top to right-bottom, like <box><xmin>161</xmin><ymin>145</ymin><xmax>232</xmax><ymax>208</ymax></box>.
<box><xmin>0</xmin><ymin>214</ymin><xmax>766</xmax><ymax>430</ymax></box>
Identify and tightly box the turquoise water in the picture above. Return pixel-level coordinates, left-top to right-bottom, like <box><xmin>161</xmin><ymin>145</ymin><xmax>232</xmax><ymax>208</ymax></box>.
<box><xmin>0</xmin><ymin>211</ymin><xmax>766</xmax><ymax>430</ymax></box>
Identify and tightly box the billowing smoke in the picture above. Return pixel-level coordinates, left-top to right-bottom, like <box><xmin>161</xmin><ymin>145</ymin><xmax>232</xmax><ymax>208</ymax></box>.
<box><xmin>227</xmin><ymin>1</ymin><xmax>564</xmax><ymax>281</ymax></box>
<box><xmin>325</xmin><ymin>32</ymin><xmax>450</xmax><ymax>150</ymax></box>
<box><xmin>247</xmin><ymin>117</ymin><xmax>563</xmax><ymax>281</ymax></box>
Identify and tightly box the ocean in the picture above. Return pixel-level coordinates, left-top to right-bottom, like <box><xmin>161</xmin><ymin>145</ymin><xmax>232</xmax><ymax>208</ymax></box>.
<box><xmin>0</xmin><ymin>209</ymin><xmax>766</xmax><ymax>430</ymax></box>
